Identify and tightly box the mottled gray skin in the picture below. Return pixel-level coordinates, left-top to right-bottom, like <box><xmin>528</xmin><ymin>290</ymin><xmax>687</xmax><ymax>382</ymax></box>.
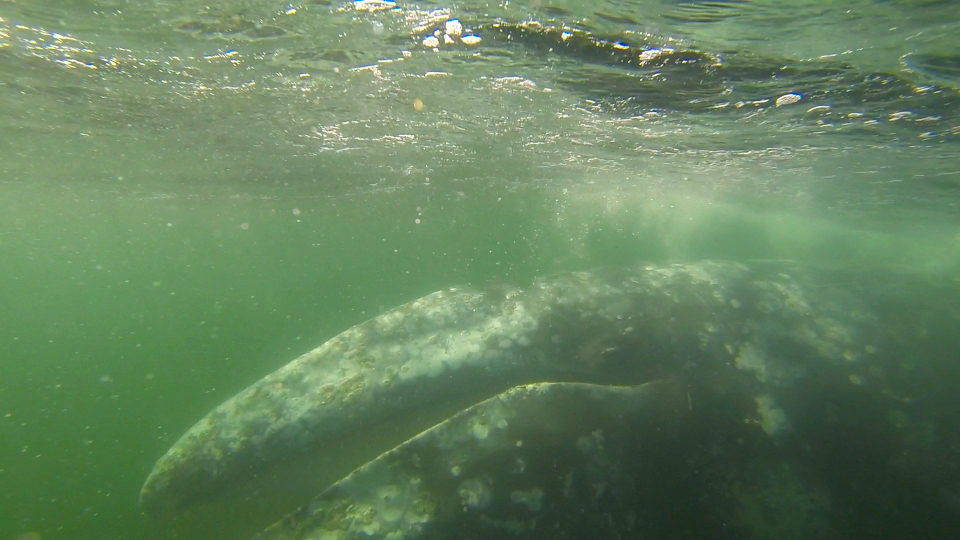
<box><xmin>139</xmin><ymin>261</ymin><xmax>901</xmax><ymax>519</ymax></box>
<box><xmin>253</xmin><ymin>381</ymin><xmax>686</xmax><ymax>540</ymax></box>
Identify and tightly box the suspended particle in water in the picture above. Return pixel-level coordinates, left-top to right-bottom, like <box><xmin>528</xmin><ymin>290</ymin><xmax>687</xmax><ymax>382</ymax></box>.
<box><xmin>412</xmin><ymin>98</ymin><xmax>424</xmax><ymax>112</ymax></box>
<box><xmin>240</xmin><ymin>222</ymin><xmax>250</xmax><ymax>230</ymax></box>
<box><xmin>415</xmin><ymin>218</ymin><xmax>421</xmax><ymax>224</ymax></box>
<box><xmin>292</xmin><ymin>208</ymin><xmax>301</xmax><ymax>216</ymax></box>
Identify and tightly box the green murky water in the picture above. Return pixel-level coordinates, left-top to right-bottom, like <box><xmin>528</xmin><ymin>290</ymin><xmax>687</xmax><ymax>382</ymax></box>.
<box><xmin>1</xmin><ymin>0</ymin><xmax>959</xmax><ymax>538</ymax></box>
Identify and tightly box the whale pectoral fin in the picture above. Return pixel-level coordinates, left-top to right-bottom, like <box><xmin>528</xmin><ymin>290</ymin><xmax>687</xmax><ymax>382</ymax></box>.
<box><xmin>254</xmin><ymin>380</ymin><xmax>689</xmax><ymax>540</ymax></box>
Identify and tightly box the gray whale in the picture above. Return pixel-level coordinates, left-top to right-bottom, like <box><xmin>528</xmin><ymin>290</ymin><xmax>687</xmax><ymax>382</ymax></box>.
<box><xmin>140</xmin><ymin>261</ymin><xmax>960</xmax><ymax>538</ymax></box>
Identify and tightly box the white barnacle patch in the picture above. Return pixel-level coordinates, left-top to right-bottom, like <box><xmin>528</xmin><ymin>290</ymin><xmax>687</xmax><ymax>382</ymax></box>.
<box><xmin>337</xmin><ymin>470</ymin><xmax>434</xmax><ymax>537</ymax></box>
<box><xmin>774</xmin><ymin>281</ymin><xmax>810</xmax><ymax>313</ymax></box>
<box><xmin>518</xmin><ymin>314</ymin><xmax>537</xmax><ymax>330</ymax></box>
<box><xmin>393</xmin><ymin>326</ymin><xmax>493</xmax><ymax>381</ymax></box>
<box><xmin>375</xmin><ymin>308</ymin><xmax>407</xmax><ymax>333</ymax></box>
<box><xmin>794</xmin><ymin>318</ymin><xmax>853</xmax><ymax>360</ymax></box>
<box><xmin>756</xmin><ymin>300</ymin><xmax>774</xmax><ymax>314</ymax></box>
<box><xmin>468</xmin><ymin>400</ymin><xmax>514</xmax><ymax>441</ymax></box>
<box><xmin>755</xmin><ymin>394</ymin><xmax>790</xmax><ymax>436</ymax></box>
<box><xmin>734</xmin><ymin>342</ymin><xmax>768</xmax><ymax>382</ymax></box>
<box><xmin>511</xmin><ymin>488</ymin><xmax>544</xmax><ymax>512</ymax></box>
<box><xmin>576</xmin><ymin>429</ymin><xmax>605</xmax><ymax>455</ymax></box>
<box><xmin>375</xmin><ymin>485</ymin><xmax>404</xmax><ymax>522</ymax></box>
<box><xmin>469</xmin><ymin>412</ymin><xmax>491</xmax><ymax>439</ymax></box>
<box><xmin>459</xmin><ymin>478</ymin><xmax>493</xmax><ymax>509</ymax></box>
